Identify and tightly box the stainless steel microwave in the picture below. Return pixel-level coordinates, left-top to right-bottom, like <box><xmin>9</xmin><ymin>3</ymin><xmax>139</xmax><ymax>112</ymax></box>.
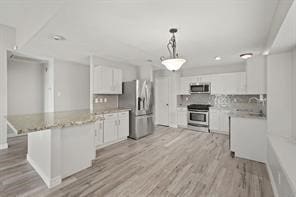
<box><xmin>190</xmin><ymin>83</ymin><xmax>211</xmax><ymax>94</ymax></box>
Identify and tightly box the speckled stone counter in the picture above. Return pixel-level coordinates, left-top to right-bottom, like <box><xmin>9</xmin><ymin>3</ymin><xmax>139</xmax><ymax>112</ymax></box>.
<box><xmin>6</xmin><ymin>108</ymin><xmax>131</xmax><ymax>135</ymax></box>
<box><xmin>6</xmin><ymin>110</ymin><xmax>100</xmax><ymax>135</ymax></box>
<box><xmin>93</xmin><ymin>108</ymin><xmax>131</xmax><ymax>115</ymax></box>
<box><xmin>229</xmin><ymin>111</ymin><xmax>267</xmax><ymax>120</ymax></box>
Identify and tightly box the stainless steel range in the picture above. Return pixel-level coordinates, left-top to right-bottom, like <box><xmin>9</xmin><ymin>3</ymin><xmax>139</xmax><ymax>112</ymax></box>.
<box><xmin>187</xmin><ymin>104</ymin><xmax>211</xmax><ymax>132</ymax></box>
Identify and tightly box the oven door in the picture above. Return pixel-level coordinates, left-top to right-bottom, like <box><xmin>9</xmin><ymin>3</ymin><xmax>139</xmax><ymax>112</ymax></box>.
<box><xmin>188</xmin><ymin>111</ymin><xmax>209</xmax><ymax>125</ymax></box>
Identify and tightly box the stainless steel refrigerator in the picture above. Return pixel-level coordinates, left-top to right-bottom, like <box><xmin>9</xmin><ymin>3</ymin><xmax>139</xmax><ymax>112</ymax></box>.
<box><xmin>118</xmin><ymin>80</ymin><xmax>154</xmax><ymax>139</ymax></box>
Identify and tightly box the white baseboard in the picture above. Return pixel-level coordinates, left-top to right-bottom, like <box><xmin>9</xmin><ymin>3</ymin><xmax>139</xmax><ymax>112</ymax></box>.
<box><xmin>0</xmin><ymin>143</ymin><xmax>8</xmax><ymax>150</ymax></box>
<box><xmin>27</xmin><ymin>154</ymin><xmax>61</xmax><ymax>188</ymax></box>
<box><xmin>169</xmin><ymin>124</ymin><xmax>178</xmax><ymax>128</ymax></box>
<box><xmin>266</xmin><ymin>162</ymin><xmax>279</xmax><ymax>197</ymax></box>
<box><xmin>96</xmin><ymin>137</ymin><xmax>127</xmax><ymax>149</ymax></box>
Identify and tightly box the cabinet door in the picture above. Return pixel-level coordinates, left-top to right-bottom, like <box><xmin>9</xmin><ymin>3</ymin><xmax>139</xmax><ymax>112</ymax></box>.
<box><xmin>211</xmin><ymin>75</ymin><xmax>224</xmax><ymax>95</ymax></box>
<box><xmin>93</xmin><ymin>66</ymin><xmax>113</xmax><ymax>94</ymax></box>
<box><xmin>239</xmin><ymin>72</ymin><xmax>247</xmax><ymax>94</ymax></box>
<box><xmin>118</xmin><ymin>117</ymin><xmax>129</xmax><ymax>138</ymax></box>
<box><xmin>219</xmin><ymin>110</ymin><xmax>230</xmax><ymax>134</ymax></box>
<box><xmin>178</xmin><ymin>77</ymin><xmax>189</xmax><ymax>95</ymax></box>
<box><xmin>211</xmin><ymin>73</ymin><xmax>245</xmax><ymax>95</ymax></box>
<box><xmin>246</xmin><ymin>56</ymin><xmax>266</xmax><ymax>94</ymax></box>
<box><xmin>103</xmin><ymin>118</ymin><xmax>117</xmax><ymax>143</ymax></box>
<box><xmin>209</xmin><ymin>109</ymin><xmax>220</xmax><ymax>131</ymax></box>
<box><xmin>177</xmin><ymin>111</ymin><xmax>187</xmax><ymax>127</ymax></box>
<box><xmin>112</xmin><ymin>68</ymin><xmax>122</xmax><ymax>94</ymax></box>
<box><xmin>178</xmin><ymin>77</ymin><xmax>195</xmax><ymax>95</ymax></box>
<box><xmin>95</xmin><ymin>119</ymin><xmax>104</xmax><ymax>146</ymax></box>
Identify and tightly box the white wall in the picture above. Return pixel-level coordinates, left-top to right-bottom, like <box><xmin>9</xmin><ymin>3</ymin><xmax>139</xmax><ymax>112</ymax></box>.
<box><xmin>138</xmin><ymin>65</ymin><xmax>153</xmax><ymax>81</ymax></box>
<box><xmin>54</xmin><ymin>60</ymin><xmax>90</xmax><ymax>112</ymax></box>
<box><xmin>0</xmin><ymin>25</ymin><xmax>15</xmax><ymax>149</ymax></box>
<box><xmin>8</xmin><ymin>59</ymin><xmax>44</xmax><ymax>115</ymax></box>
<box><xmin>267</xmin><ymin>51</ymin><xmax>293</xmax><ymax>138</ymax></box>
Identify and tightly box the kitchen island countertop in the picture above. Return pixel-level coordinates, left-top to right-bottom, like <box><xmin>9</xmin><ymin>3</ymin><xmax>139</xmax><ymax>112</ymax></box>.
<box><xmin>6</xmin><ymin>108</ymin><xmax>131</xmax><ymax>135</ymax></box>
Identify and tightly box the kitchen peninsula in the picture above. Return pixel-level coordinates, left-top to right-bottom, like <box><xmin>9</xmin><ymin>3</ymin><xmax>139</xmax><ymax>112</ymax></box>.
<box><xmin>6</xmin><ymin>110</ymin><xmax>100</xmax><ymax>188</ymax></box>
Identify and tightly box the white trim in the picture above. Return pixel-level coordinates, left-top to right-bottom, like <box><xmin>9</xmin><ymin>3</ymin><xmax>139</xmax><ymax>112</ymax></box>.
<box><xmin>266</xmin><ymin>162</ymin><xmax>279</xmax><ymax>197</ymax></box>
<box><xmin>27</xmin><ymin>154</ymin><xmax>61</xmax><ymax>188</ymax></box>
<box><xmin>0</xmin><ymin>143</ymin><xmax>8</xmax><ymax>149</ymax></box>
<box><xmin>169</xmin><ymin>124</ymin><xmax>178</xmax><ymax>128</ymax></box>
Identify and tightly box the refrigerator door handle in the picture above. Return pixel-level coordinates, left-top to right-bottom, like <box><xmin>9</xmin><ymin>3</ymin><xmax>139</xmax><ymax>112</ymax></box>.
<box><xmin>138</xmin><ymin>97</ymin><xmax>141</xmax><ymax>110</ymax></box>
<box><xmin>143</xmin><ymin>97</ymin><xmax>145</xmax><ymax>110</ymax></box>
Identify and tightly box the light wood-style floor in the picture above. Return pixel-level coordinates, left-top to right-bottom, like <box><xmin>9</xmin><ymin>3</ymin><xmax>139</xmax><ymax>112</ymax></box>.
<box><xmin>0</xmin><ymin>126</ymin><xmax>274</xmax><ymax>197</ymax></box>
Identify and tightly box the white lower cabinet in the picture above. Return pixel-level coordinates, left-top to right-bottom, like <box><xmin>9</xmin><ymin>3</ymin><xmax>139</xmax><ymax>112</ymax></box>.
<box><xmin>177</xmin><ymin>107</ymin><xmax>187</xmax><ymax>127</ymax></box>
<box><xmin>118</xmin><ymin>112</ymin><xmax>129</xmax><ymax>138</ymax></box>
<box><xmin>94</xmin><ymin>111</ymin><xmax>129</xmax><ymax>147</ymax></box>
<box><xmin>94</xmin><ymin>118</ymin><xmax>104</xmax><ymax>146</ymax></box>
<box><xmin>103</xmin><ymin>114</ymin><xmax>118</xmax><ymax>143</ymax></box>
<box><xmin>209</xmin><ymin>108</ymin><xmax>230</xmax><ymax>135</ymax></box>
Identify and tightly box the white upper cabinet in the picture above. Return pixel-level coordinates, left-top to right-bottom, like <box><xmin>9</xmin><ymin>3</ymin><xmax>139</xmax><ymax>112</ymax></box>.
<box><xmin>177</xmin><ymin>76</ymin><xmax>196</xmax><ymax>95</ymax></box>
<box><xmin>177</xmin><ymin>72</ymin><xmax>246</xmax><ymax>95</ymax></box>
<box><xmin>211</xmin><ymin>72</ymin><xmax>246</xmax><ymax>95</ymax></box>
<box><xmin>93</xmin><ymin>66</ymin><xmax>122</xmax><ymax>94</ymax></box>
<box><xmin>113</xmin><ymin>68</ymin><xmax>122</xmax><ymax>93</ymax></box>
<box><xmin>246</xmin><ymin>56</ymin><xmax>266</xmax><ymax>94</ymax></box>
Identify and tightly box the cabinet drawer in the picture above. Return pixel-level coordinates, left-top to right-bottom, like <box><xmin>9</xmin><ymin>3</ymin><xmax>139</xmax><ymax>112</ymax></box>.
<box><xmin>104</xmin><ymin>113</ymin><xmax>117</xmax><ymax>119</ymax></box>
<box><xmin>118</xmin><ymin>111</ymin><xmax>129</xmax><ymax>118</ymax></box>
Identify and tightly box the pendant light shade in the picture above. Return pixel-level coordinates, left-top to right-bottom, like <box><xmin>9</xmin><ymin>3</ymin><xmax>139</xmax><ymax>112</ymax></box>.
<box><xmin>160</xmin><ymin>28</ymin><xmax>186</xmax><ymax>72</ymax></box>
<box><xmin>161</xmin><ymin>58</ymin><xmax>186</xmax><ymax>71</ymax></box>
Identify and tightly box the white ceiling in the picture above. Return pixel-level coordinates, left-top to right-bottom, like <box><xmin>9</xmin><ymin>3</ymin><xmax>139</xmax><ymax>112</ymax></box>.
<box><xmin>0</xmin><ymin>0</ymin><xmax>290</xmax><ymax>69</ymax></box>
<box><xmin>271</xmin><ymin>0</ymin><xmax>296</xmax><ymax>53</ymax></box>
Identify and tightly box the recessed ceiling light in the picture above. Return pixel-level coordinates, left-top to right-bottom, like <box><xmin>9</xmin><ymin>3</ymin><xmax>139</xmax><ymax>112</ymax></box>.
<box><xmin>215</xmin><ymin>56</ymin><xmax>222</xmax><ymax>61</ymax></box>
<box><xmin>240</xmin><ymin>53</ymin><xmax>253</xmax><ymax>59</ymax></box>
<box><xmin>51</xmin><ymin>35</ymin><xmax>66</xmax><ymax>41</ymax></box>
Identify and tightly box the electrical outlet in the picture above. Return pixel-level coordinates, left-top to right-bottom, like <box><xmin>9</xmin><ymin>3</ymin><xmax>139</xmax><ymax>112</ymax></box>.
<box><xmin>94</xmin><ymin>98</ymin><xmax>99</xmax><ymax>103</ymax></box>
<box><xmin>104</xmin><ymin>98</ymin><xmax>107</xmax><ymax>103</ymax></box>
<box><xmin>185</xmin><ymin>97</ymin><xmax>189</xmax><ymax>101</ymax></box>
<box><xmin>57</xmin><ymin>91</ymin><xmax>62</xmax><ymax>97</ymax></box>
<box><xmin>99</xmin><ymin>98</ymin><xmax>103</xmax><ymax>103</ymax></box>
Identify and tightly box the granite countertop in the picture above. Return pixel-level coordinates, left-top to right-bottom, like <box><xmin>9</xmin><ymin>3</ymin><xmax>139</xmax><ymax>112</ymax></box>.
<box><xmin>209</xmin><ymin>106</ymin><xmax>234</xmax><ymax>110</ymax></box>
<box><xmin>228</xmin><ymin>111</ymin><xmax>267</xmax><ymax>120</ymax></box>
<box><xmin>6</xmin><ymin>108</ymin><xmax>131</xmax><ymax>135</ymax></box>
<box><xmin>93</xmin><ymin>108</ymin><xmax>131</xmax><ymax>115</ymax></box>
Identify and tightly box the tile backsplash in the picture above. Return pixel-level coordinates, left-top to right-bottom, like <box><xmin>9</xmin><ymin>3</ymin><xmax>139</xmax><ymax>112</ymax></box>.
<box><xmin>178</xmin><ymin>94</ymin><xmax>267</xmax><ymax>113</ymax></box>
<box><xmin>93</xmin><ymin>95</ymin><xmax>118</xmax><ymax>111</ymax></box>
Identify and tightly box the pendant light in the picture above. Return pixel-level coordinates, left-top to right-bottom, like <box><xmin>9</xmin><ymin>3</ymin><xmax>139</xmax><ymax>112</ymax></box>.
<box><xmin>160</xmin><ymin>28</ymin><xmax>186</xmax><ymax>71</ymax></box>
